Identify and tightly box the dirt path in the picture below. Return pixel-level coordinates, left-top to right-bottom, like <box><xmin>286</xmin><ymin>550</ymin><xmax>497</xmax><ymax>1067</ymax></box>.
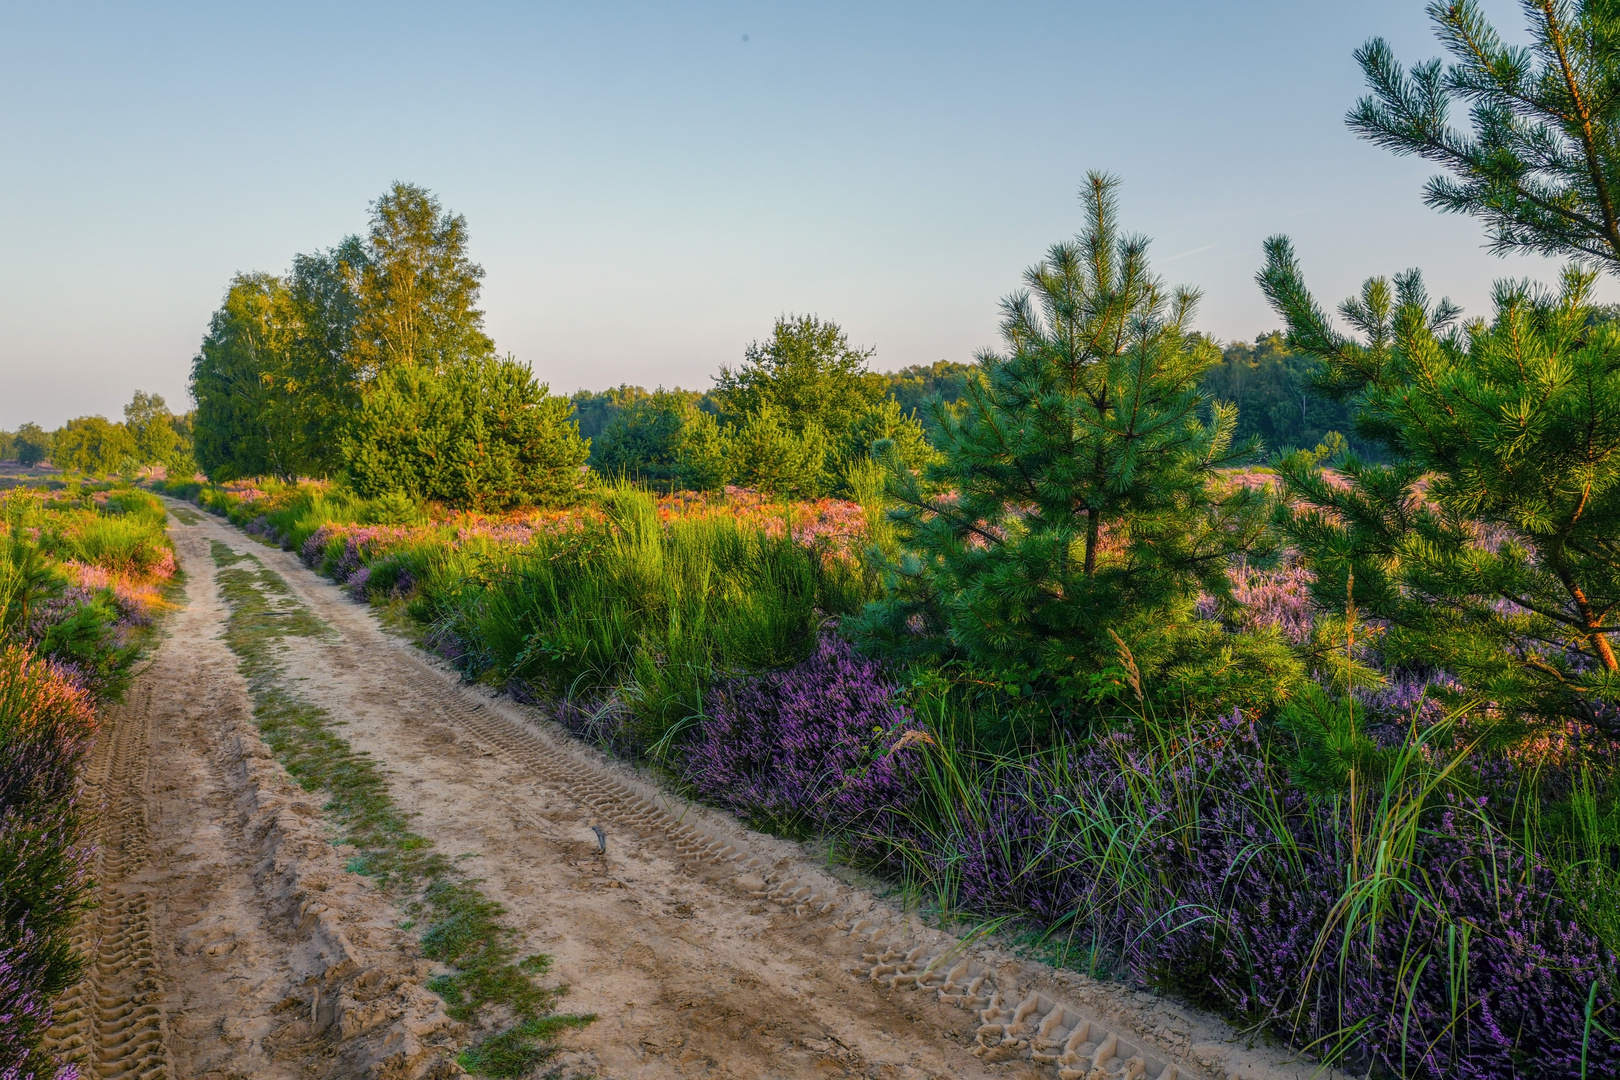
<box><xmin>44</xmin><ymin>520</ymin><xmax>458</xmax><ymax>1079</ymax></box>
<box><xmin>49</xmin><ymin>506</ymin><xmax>1326</xmax><ymax>1080</ymax></box>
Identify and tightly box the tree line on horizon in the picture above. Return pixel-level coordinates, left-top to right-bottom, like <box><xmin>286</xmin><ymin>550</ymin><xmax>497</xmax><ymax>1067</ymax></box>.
<box><xmin>5</xmin><ymin>328</ymin><xmax>1357</xmax><ymax>497</ymax></box>
<box><xmin>5</xmin><ymin>188</ymin><xmax>1376</xmax><ymax>500</ymax></box>
<box><xmin>0</xmin><ymin>392</ymin><xmax>195</xmax><ymax>478</ymax></box>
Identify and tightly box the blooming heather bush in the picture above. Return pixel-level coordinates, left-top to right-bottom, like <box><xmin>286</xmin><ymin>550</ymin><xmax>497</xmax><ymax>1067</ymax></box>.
<box><xmin>1195</xmin><ymin>559</ymin><xmax>1317</xmax><ymax>644</ymax></box>
<box><xmin>0</xmin><ymin>490</ymin><xmax>152</xmax><ymax>1074</ymax></box>
<box><xmin>0</xmin><ymin>937</ymin><xmax>78</xmax><ymax>1080</ymax></box>
<box><xmin>683</xmin><ymin>637</ymin><xmax>925</xmax><ymax>836</ymax></box>
<box><xmin>896</xmin><ymin>710</ymin><xmax>1617</xmax><ymax>1078</ymax></box>
<box><xmin>7</xmin><ymin>488</ymin><xmax>174</xmax><ymax>698</ymax></box>
<box><xmin>0</xmin><ymin>645</ymin><xmax>96</xmax><ymax>1079</ymax></box>
<box><xmin>344</xmin><ymin>566</ymin><xmax>372</xmax><ymax>601</ymax></box>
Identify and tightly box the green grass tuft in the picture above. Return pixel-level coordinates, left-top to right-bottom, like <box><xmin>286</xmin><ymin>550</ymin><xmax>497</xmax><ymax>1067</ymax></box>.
<box><xmin>457</xmin><ymin>1014</ymin><xmax>596</xmax><ymax>1078</ymax></box>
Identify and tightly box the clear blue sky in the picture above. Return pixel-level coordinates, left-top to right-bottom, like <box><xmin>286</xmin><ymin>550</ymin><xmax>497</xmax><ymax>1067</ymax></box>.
<box><xmin>0</xmin><ymin>0</ymin><xmax>1603</xmax><ymax>429</ymax></box>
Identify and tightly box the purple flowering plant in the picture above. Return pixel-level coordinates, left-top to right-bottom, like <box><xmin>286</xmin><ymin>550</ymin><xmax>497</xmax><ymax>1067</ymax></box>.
<box><xmin>860</xmin><ymin>698</ymin><xmax>1619</xmax><ymax>1079</ymax></box>
<box><xmin>682</xmin><ymin>636</ymin><xmax>927</xmax><ymax>839</ymax></box>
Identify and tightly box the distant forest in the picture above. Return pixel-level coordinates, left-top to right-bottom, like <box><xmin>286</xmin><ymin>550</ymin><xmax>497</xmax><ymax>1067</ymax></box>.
<box><xmin>1</xmin><ymin>333</ymin><xmax>1359</xmax><ymax>481</ymax></box>
<box><xmin>572</xmin><ymin>335</ymin><xmax>1362</xmax><ymax>469</ymax></box>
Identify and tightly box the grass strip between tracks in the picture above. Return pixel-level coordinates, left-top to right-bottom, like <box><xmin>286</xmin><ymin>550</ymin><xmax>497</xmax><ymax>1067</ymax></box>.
<box><xmin>208</xmin><ymin>539</ymin><xmax>593</xmax><ymax>1077</ymax></box>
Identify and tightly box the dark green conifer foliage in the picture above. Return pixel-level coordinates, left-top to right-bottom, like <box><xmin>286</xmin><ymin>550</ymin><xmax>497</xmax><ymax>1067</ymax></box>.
<box><xmin>592</xmin><ymin>390</ymin><xmax>700</xmax><ymax>485</ymax></box>
<box><xmin>1261</xmin><ymin>241</ymin><xmax>1620</xmax><ymax>735</ymax></box>
<box><xmin>843</xmin><ymin>397</ymin><xmax>939</xmax><ymax>474</ymax></box>
<box><xmin>858</xmin><ymin>175</ymin><xmax>1269</xmax><ymax>703</ymax></box>
<box><xmin>728</xmin><ymin>404</ymin><xmax>832</xmax><ymax>498</ymax></box>
<box><xmin>1350</xmin><ymin>0</ymin><xmax>1620</xmax><ymax>269</ymax></box>
<box><xmin>674</xmin><ymin>410</ymin><xmax>732</xmax><ymax>492</ymax></box>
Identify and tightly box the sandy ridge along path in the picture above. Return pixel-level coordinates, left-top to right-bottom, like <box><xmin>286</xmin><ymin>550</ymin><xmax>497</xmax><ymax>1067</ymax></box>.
<box><xmin>52</xmin><ymin>503</ymin><xmax>1337</xmax><ymax>1080</ymax></box>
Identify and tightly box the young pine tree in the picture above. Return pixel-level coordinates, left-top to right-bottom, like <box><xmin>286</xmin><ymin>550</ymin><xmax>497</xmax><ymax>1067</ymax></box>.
<box><xmin>675</xmin><ymin>410</ymin><xmax>732</xmax><ymax>493</ymax></box>
<box><xmin>728</xmin><ymin>405</ymin><xmax>832</xmax><ymax>499</ymax></box>
<box><xmin>1350</xmin><ymin>0</ymin><xmax>1620</xmax><ymax>270</ymax></box>
<box><xmin>1261</xmin><ymin>245</ymin><xmax>1620</xmax><ymax>737</ymax></box>
<box><xmin>856</xmin><ymin>174</ymin><xmax>1270</xmax><ymax>706</ymax></box>
<box><xmin>592</xmin><ymin>389</ymin><xmax>701</xmax><ymax>485</ymax></box>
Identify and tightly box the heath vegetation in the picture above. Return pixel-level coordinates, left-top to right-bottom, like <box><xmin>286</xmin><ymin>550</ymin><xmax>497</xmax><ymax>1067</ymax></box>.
<box><xmin>16</xmin><ymin>2</ymin><xmax>1620</xmax><ymax>1078</ymax></box>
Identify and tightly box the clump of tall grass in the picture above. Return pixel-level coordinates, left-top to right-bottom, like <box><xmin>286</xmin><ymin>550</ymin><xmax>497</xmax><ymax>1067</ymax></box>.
<box><xmin>459</xmin><ymin>485</ymin><xmax>868</xmax><ymax>748</ymax></box>
<box><xmin>255</xmin><ymin>484</ymin><xmax>367</xmax><ymax>550</ymax></box>
<box><xmin>40</xmin><ymin>509</ymin><xmax>170</xmax><ymax>577</ymax></box>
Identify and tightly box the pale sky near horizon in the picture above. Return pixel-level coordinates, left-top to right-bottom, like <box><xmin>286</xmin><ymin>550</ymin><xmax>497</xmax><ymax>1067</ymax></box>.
<box><xmin>1</xmin><ymin>0</ymin><xmax>1609</xmax><ymax>429</ymax></box>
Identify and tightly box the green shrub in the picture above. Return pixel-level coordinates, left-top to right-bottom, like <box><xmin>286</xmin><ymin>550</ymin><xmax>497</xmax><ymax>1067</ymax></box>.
<box><xmin>51</xmin><ymin>416</ymin><xmax>135</xmax><ymax>477</ymax></box>
<box><xmin>345</xmin><ymin>356</ymin><xmax>589</xmax><ymax>510</ymax></box>
<box><xmin>728</xmin><ymin>405</ymin><xmax>831</xmax><ymax>498</ymax></box>
<box><xmin>591</xmin><ymin>389</ymin><xmax>698</xmax><ymax>485</ymax></box>
<box><xmin>855</xmin><ymin>174</ymin><xmax>1271</xmax><ymax>722</ymax></box>
<box><xmin>39</xmin><ymin>595</ymin><xmax>139</xmax><ymax>699</ymax></box>
<box><xmin>361</xmin><ymin>490</ymin><xmax>423</xmax><ymax>526</ymax></box>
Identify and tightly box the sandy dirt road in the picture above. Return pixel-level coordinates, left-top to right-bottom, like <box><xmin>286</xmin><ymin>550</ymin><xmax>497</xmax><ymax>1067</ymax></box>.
<box><xmin>47</xmin><ymin>506</ymin><xmax>1318</xmax><ymax>1080</ymax></box>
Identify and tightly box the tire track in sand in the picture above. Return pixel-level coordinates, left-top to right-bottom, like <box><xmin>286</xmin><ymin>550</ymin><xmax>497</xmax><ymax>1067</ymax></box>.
<box><xmin>44</xmin><ymin>681</ymin><xmax>172</xmax><ymax>1079</ymax></box>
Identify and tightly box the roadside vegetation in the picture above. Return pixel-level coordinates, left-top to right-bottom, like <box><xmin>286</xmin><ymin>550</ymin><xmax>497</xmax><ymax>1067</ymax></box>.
<box><xmin>0</xmin><ymin>483</ymin><xmax>175</xmax><ymax>1077</ymax></box>
<box><xmin>145</xmin><ymin>5</ymin><xmax>1620</xmax><ymax>1076</ymax></box>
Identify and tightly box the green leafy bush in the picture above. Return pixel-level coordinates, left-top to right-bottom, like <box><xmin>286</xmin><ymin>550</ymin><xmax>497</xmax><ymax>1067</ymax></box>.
<box><xmin>346</xmin><ymin>356</ymin><xmax>589</xmax><ymax>510</ymax></box>
<box><xmin>51</xmin><ymin>416</ymin><xmax>136</xmax><ymax>478</ymax></box>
